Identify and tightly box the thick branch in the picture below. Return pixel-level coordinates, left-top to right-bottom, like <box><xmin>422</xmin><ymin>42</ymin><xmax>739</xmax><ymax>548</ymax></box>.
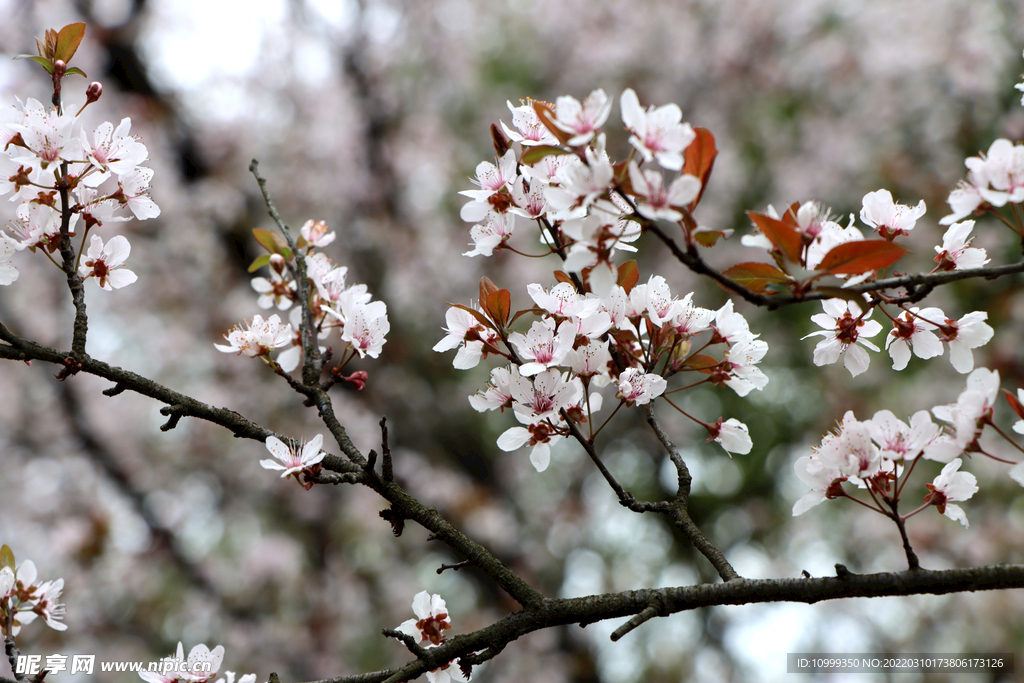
<box><xmin>304</xmin><ymin>563</ymin><xmax>1024</xmax><ymax>683</ymax></box>
<box><xmin>0</xmin><ymin>325</ymin><xmax>272</xmax><ymax>442</ymax></box>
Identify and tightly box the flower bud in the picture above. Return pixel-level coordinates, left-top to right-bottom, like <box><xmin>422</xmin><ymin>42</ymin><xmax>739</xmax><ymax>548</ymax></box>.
<box><xmin>86</xmin><ymin>82</ymin><xmax>103</xmax><ymax>103</ymax></box>
<box><xmin>269</xmin><ymin>253</ymin><xmax>287</xmax><ymax>274</ymax></box>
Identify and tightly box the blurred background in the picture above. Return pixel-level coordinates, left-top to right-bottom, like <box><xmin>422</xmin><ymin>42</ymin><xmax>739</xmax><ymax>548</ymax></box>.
<box><xmin>2</xmin><ymin>0</ymin><xmax>1024</xmax><ymax>681</ymax></box>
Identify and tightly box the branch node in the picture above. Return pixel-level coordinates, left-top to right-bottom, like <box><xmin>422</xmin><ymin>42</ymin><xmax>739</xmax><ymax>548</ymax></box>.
<box><xmin>159</xmin><ymin>405</ymin><xmax>185</xmax><ymax>432</ymax></box>
<box><xmin>379</xmin><ymin>504</ymin><xmax>406</xmax><ymax>537</ymax></box>
<box><xmin>835</xmin><ymin>563</ymin><xmax>854</xmax><ymax>579</ymax></box>
<box><xmin>380</xmin><ymin>416</ymin><xmax>394</xmax><ymax>482</ymax></box>
<box><xmin>437</xmin><ymin>560</ymin><xmax>472</xmax><ymax>574</ymax></box>
<box><xmin>365</xmin><ymin>448</ymin><xmax>378</xmax><ymax>474</ymax></box>
<box><xmin>610</xmin><ymin>595</ymin><xmax>665</xmax><ymax>641</ymax></box>
<box><xmin>102</xmin><ymin>382</ymin><xmax>126</xmax><ymax>396</ymax></box>
<box><xmin>54</xmin><ymin>356</ymin><xmax>82</xmax><ymax>380</ymax></box>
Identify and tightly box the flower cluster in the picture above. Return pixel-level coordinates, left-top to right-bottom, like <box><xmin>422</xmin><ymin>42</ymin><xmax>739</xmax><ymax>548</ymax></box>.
<box><xmin>458</xmin><ymin>89</ymin><xmax>702</xmax><ymax>294</ymax></box>
<box><xmin>793</xmin><ymin>368</ymin><xmax>1024</xmax><ymax>528</ymax></box>
<box><xmin>0</xmin><ymin>89</ymin><xmax>159</xmax><ymax>287</ymax></box>
<box><xmin>215</xmin><ymin>220</ymin><xmax>389</xmax><ymax>373</ymax></box>
<box><xmin>396</xmin><ymin>592</ymin><xmax>469</xmax><ymax>683</ymax></box>
<box><xmin>0</xmin><ymin>548</ymin><xmax>66</xmax><ymax>635</ymax></box>
<box><xmin>441</xmin><ymin>89</ymin><xmax>775</xmax><ymax>470</ymax></box>
<box><xmin>437</xmin><ymin>275</ymin><xmax>765</xmax><ymax>470</ymax></box>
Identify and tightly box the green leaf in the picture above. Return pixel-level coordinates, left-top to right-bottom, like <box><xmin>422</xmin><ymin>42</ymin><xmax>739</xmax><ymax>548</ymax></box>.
<box><xmin>816</xmin><ymin>240</ymin><xmax>908</xmax><ymax>275</ymax></box>
<box><xmin>247</xmin><ymin>254</ymin><xmax>271</xmax><ymax>273</ymax></box>
<box><xmin>0</xmin><ymin>544</ymin><xmax>14</xmax><ymax>570</ymax></box>
<box><xmin>252</xmin><ymin>228</ymin><xmax>288</xmax><ymax>255</ymax></box>
<box><xmin>721</xmin><ymin>262</ymin><xmax>791</xmax><ymax>294</ymax></box>
<box><xmin>747</xmin><ymin>211</ymin><xmax>802</xmax><ymax>264</ymax></box>
<box><xmin>65</xmin><ymin>66</ymin><xmax>87</xmax><ymax>78</ymax></box>
<box><xmin>14</xmin><ymin>54</ymin><xmax>56</xmax><ymax>74</ymax></box>
<box><xmin>54</xmin><ymin>23</ymin><xmax>86</xmax><ymax>64</ymax></box>
<box><xmin>520</xmin><ymin>145</ymin><xmax>569</xmax><ymax>165</ymax></box>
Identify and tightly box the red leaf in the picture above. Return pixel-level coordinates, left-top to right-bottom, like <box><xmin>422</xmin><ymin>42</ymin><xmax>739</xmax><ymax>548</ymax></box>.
<box><xmin>449</xmin><ymin>303</ymin><xmax>495</xmax><ymax>332</ymax></box>
<box><xmin>486</xmin><ymin>289</ymin><xmax>511</xmax><ymax>328</ymax></box>
<box><xmin>682</xmin><ymin>354</ymin><xmax>720</xmax><ymax>372</ymax></box>
<box><xmin>1004</xmin><ymin>389</ymin><xmax>1024</xmax><ymax>420</ymax></box>
<box><xmin>553</xmin><ymin>270</ymin><xmax>574</xmax><ymax>285</ymax></box>
<box><xmin>479</xmin><ymin>276</ymin><xmax>499</xmax><ymax>305</ymax></box>
<box><xmin>617</xmin><ymin>260</ymin><xmax>640</xmax><ymax>293</ymax></box>
<box><xmin>682</xmin><ymin>128</ymin><xmax>717</xmax><ymax>211</ymax></box>
<box><xmin>721</xmin><ymin>262</ymin><xmax>791</xmax><ymax>294</ymax></box>
<box><xmin>816</xmin><ymin>240</ymin><xmax>908</xmax><ymax>275</ymax></box>
<box><xmin>747</xmin><ymin>211</ymin><xmax>802</xmax><ymax>264</ymax></box>
<box><xmin>533</xmin><ymin>102</ymin><xmax>573</xmax><ymax>147</ymax></box>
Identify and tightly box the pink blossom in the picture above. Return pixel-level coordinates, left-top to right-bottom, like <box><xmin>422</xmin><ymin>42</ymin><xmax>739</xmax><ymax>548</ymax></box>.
<box><xmin>551</xmin><ymin>88</ymin><xmax>612</xmax><ymax>146</ymax></box>
<box><xmin>615</xmin><ymin>367</ymin><xmax>667</xmax><ymax>406</ymax></box>
<box><xmin>500</xmin><ymin>99</ymin><xmax>557</xmax><ymax>147</ymax></box>
<box><xmin>859</xmin><ymin>189</ymin><xmax>926</xmax><ymax>238</ymax></box>
<box><xmin>620</xmin><ymin>89</ymin><xmax>695</xmax><ymax>171</ymax></box>
<box><xmin>934</xmin><ymin>220</ymin><xmax>989</xmax><ymax>271</ymax></box>
<box><xmin>885</xmin><ymin>307</ymin><xmax>944</xmax><ymax>371</ymax></box>
<box><xmin>508</xmin><ymin>319</ymin><xmax>577</xmax><ymax>377</ymax></box>
<box><xmin>924</xmin><ymin>459</ymin><xmax>978</xmax><ymax>527</ymax></box>
<box><xmin>261</xmin><ymin>434</ymin><xmax>326</xmax><ymax>479</ymax></box>
<box><xmin>803</xmin><ymin>299</ymin><xmax>882</xmax><ymax>377</ymax></box>
<box><xmin>396</xmin><ymin>591</ymin><xmax>453</xmax><ymax>647</ymax></box>
<box><xmin>937</xmin><ymin>311</ymin><xmax>993</xmax><ymax>373</ymax></box>
<box><xmin>626</xmin><ymin>161</ymin><xmax>700</xmax><ymax>221</ymax></box>
<box><xmin>78</xmin><ymin>234</ymin><xmax>138</xmax><ymax>290</ymax></box>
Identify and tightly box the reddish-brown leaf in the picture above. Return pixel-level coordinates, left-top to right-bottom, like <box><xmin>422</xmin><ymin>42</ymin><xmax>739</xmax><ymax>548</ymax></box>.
<box><xmin>747</xmin><ymin>211</ymin><xmax>802</xmax><ymax>264</ymax></box>
<box><xmin>449</xmin><ymin>303</ymin><xmax>496</xmax><ymax>331</ymax></box>
<box><xmin>721</xmin><ymin>262</ymin><xmax>791</xmax><ymax>294</ymax></box>
<box><xmin>617</xmin><ymin>260</ymin><xmax>640</xmax><ymax>293</ymax></box>
<box><xmin>479</xmin><ymin>276</ymin><xmax>499</xmax><ymax>304</ymax></box>
<box><xmin>682</xmin><ymin>128</ymin><xmax>717</xmax><ymax>211</ymax></box>
<box><xmin>816</xmin><ymin>240</ymin><xmax>908</xmax><ymax>275</ymax></box>
<box><xmin>486</xmin><ymin>289</ymin><xmax>511</xmax><ymax>328</ymax></box>
<box><xmin>533</xmin><ymin>102</ymin><xmax>573</xmax><ymax>147</ymax></box>
<box><xmin>682</xmin><ymin>354</ymin><xmax>720</xmax><ymax>372</ymax></box>
<box><xmin>1003</xmin><ymin>389</ymin><xmax>1024</xmax><ymax>420</ymax></box>
<box><xmin>54</xmin><ymin>23</ymin><xmax>86</xmax><ymax>64</ymax></box>
<box><xmin>553</xmin><ymin>270</ymin><xmax>574</xmax><ymax>285</ymax></box>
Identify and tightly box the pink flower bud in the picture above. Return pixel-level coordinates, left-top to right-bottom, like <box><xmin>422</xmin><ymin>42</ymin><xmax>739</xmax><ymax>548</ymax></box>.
<box><xmin>86</xmin><ymin>81</ymin><xmax>103</xmax><ymax>103</ymax></box>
